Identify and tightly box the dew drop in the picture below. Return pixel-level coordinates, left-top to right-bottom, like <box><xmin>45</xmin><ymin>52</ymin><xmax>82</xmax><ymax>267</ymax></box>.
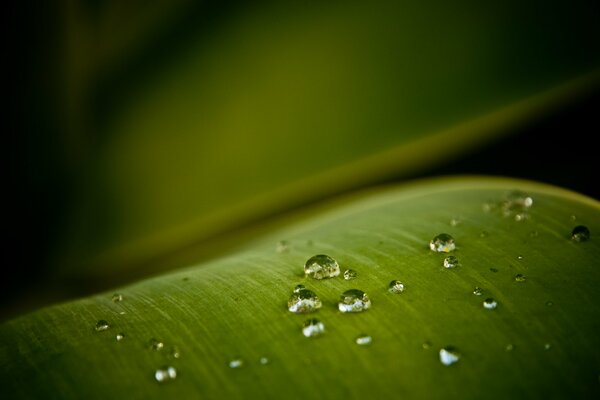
<box><xmin>505</xmin><ymin>190</ymin><xmax>533</xmax><ymax>209</ymax></box>
<box><xmin>302</xmin><ymin>318</ymin><xmax>325</xmax><ymax>337</ymax></box>
<box><xmin>449</xmin><ymin>218</ymin><xmax>461</xmax><ymax>227</ymax></box>
<box><xmin>259</xmin><ymin>357</ymin><xmax>269</xmax><ymax>365</ymax></box>
<box><xmin>443</xmin><ymin>256</ymin><xmax>459</xmax><ymax>269</ymax></box>
<box><xmin>171</xmin><ymin>346</ymin><xmax>181</xmax><ymax>359</ymax></box>
<box><xmin>229</xmin><ymin>358</ymin><xmax>244</xmax><ymax>368</ymax></box>
<box><xmin>571</xmin><ymin>225</ymin><xmax>590</xmax><ymax>242</ymax></box>
<box><xmin>429</xmin><ymin>233</ymin><xmax>456</xmax><ymax>252</ymax></box>
<box><xmin>570</xmin><ymin>215</ymin><xmax>577</xmax><ymax>221</ymax></box>
<box><xmin>388</xmin><ymin>280</ymin><xmax>405</xmax><ymax>294</ymax></box>
<box><xmin>276</xmin><ymin>240</ymin><xmax>289</xmax><ymax>253</ymax></box>
<box><xmin>95</xmin><ymin>320</ymin><xmax>110</xmax><ymax>331</ymax></box>
<box><xmin>544</xmin><ymin>343</ymin><xmax>552</xmax><ymax>351</ymax></box>
<box><xmin>473</xmin><ymin>287</ymin><xmax>483</xmax><ymax>296</ymax></box>
<box><xmin>154</xmin><ymin>366</ymin><xmax>177</xmax><ymax>383</ymax></box>
<box><xmin>439</xmin><ymin>347</ymin><xmax>460</xmax><ymax>366</ymax></box>
<box><xmin>116</xmin><ymin>332</ymin><xmax>125</xmax><ymax>341</ymax></box>
<box><xmin>355</xmin><ymin>335</ymin><xmax>372</xmax><ymax>346</ymax></box>
<box><xmin>150</xmin><ymin>338</ymin><xmax>164</xmax><ymax>351</ymax></box>
<box><xmin>514</xmin><ymin>274</ymin><xmax>526</xmax><ymax>282</ymax></box>
<box><xmin>119</xmin><ymin>311</ymin><xmax>126</xmax><ymax>315</ymax></box>
<box><xmin>343</xmin><ymin>269</ymin><xmax>358</xmax><ymax>280</ymax></box>
<box><xmin>304</xmin><ymin>254</ymin><xmax>340</xmax><ymax>279</ymax></box>
<box><xmin>338</xmin><ymin>289</ymin><xmax>371</xmax><ymax>313</ymax></box>
<box><xmin>517</xmin><ymin>255</ymin><xmax>524</xmax><ymax>260</ymax></box>
<box><xmin>288</xmin><ymin>288</ymin><xmax>322</xmax><ymax>313</ymax></box>
<box><xmin>422</xmin><ymin>341</ymin><xmax>432</xmax><ymax>350</ymax></box>
<box><xmin>112</xmin><ymin>293</ymin><xmax>123</xmax><ymax>302</ymax></box>
<box><xmin>483</xmin><ymin>298</ymin><xmax>498</xmax><ymax>309</ymax></box>
<box><xmin>505</xmin><ymin>344</ymin><xmax>514</xmax><ymax>352</ymax></box>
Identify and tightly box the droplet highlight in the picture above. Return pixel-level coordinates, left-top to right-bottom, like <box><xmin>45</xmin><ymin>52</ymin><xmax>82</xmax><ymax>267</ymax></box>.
<box><xmin>302</xmin><ymin>318</ymin><xmax>325</xmax><ymax>337</ymax></box>
<box><xmin>276</xmin><ymin>240</ymin><xmax>289</xmax><ymax>253</ymax></box>
<box><xmin>155</xmin><ymin>366</ymin><xmax>177</xmax><ymax>383</ymax></box>
<box><xmin>150</xmin><ymin>338</ymin><xmax>164</xmax><ymax>351</ymax></box>
<box><xmin>259</xmin><ymin>357</ymin><xmax>269</xmax><ymax>365</ymax></box>
<box><xmin>95</xmin><ymin>320</ymin><xmax>110</xmax><ymax>332</ymax></box>
<box><xmin>339</xmin><ymin>289</ymin><xmax>371</xmax><ymax>313</ymax></box>
<box><xmin>483</xmin><ymin>298</ymin><xmax>498</xmax><ymax>309</ymax></box>
<box><xmin>439</xmin><ymin>347</ymin><xmax>460</xmax><ymax>366</ymax></box>
<box><xmin>229</xmin><ymin>358</ymin><xmax>244</xmax><ymax>368</ymax></box>
<box><xmin>443</xmin><ymin>256</ymin><xmax>459</xmax><ymax>269</ymax></box>
<box><xmin>171</xmin><ymin>346</ymin><xmax>181</xmax><ymax>359</ymax></box>
<box><xmin>355</xmin><ymin>335</ymin><xmax>372</xmax><ymax>346</ymax></box>
<box><xmin>343</xmin><ymin>269</ymin><xmax>358</xmax><ymax>280</ymax></box>
<box><xmin>571</xmin><ymin>225</ymin><xmax>590</xmax><ymax>242</ymax></box>
<box><xmin>116</xmin><ymin>332</ymin><xmax>125</xmax><ymax>341</ymax></box>
<box><xmin>514</xmin><ymin>274</ymin><xmax>526</xmax><ymax>282</ymax></box>
<box><xmin>473</xmin><ymin>287</ymin><xmax>483</xmax><ymax>296</ymax></box>
<box><xmin>288</xmin><ymin>288</ymin><xmax>322</xmax><ymax>313</ymax></box>
<box><xmin>429</xmin><ymin>233</ymin><xmax>456</xmax><ymax>252</ymax></box>
<box><xmin>112</xmin><ymin>293</ymin><xmax>123</xmax><ymax>302</ymax></box>
<box><xmin>388</xmin><ymin>280</ymin><xmax>405</xmax><ymax>294</ymax></box>
<box><xmin>304</xmin><ymin>254</ymin><xmax>340</xmax><ymax>279</ymax></box>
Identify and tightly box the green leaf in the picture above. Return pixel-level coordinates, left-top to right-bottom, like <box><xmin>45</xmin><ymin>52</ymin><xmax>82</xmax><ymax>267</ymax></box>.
<box><xmin>3</xmin><ymin>177</ymin><xmax>599</xmax><ymax>398</ymax></box>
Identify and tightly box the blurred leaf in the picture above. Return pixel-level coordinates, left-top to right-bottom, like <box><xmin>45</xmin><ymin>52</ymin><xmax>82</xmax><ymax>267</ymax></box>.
<box><xmin>3</xmin><ymin>177</ymin><xmax>598</xmax><ymax>398</ymax></box>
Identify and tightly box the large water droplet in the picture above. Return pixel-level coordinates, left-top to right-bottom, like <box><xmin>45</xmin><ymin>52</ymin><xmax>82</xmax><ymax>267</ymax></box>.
<box><xmin>355</xmin><ymin>335</ymin><xmax>372</xmax><ymax>346</ymax></box>
<box><xmin>571</xmin><ymin>225</ymin><xmax>590</xmax><ymax>242</ymax></box>
<box><xmin>439</xmin><ymin>347</ymin><xmax>460</xmax><ymax>366</ymax></box>
<box><xmin>150</xmin><ymin>338</ymin><xmax>164</xmax><ymax>351</ymax></box>
<box><xmin>443</xmin><ymin>256</ymin><xmax>459</xmax><ymax>269</ymax></box>
<box><xmin>338</xmin><ymin>289</ymin><xmax>371</xmax><ymax>313</ymax></box>
<box><xmin>343</xmin><ymin>269</ymin><xmax>358</xmax><ymax>280</ymax></box>
<box><xmin>388</xmin><ymin>280</ymin><xmax>405</xmax><ymax>294</ymax></box>
<box><xmin>288</xmin><ymin>288</ymin><xmax>322</xmax><ymax>313</ymax></box>
<box><xmin>155</xmin><ymin>366</ymin><xmax>177</xmax><ymax>383</ymax></box>
<box><xmin>116</xmin><ymin>332</ymin><xmax>125</xmax><ymax>341</ymax></box>
<box><xmin>483</xmin><ymin>298</ymin><xmax>498</xmax><ymax>309</ymax></box>
<box><xmin>429</xmin><ymin>234</ymin><xmax>456</xmax><ymax>252</ymax></box>
<box><xmin>304</xmin><ymin>254</ymin><xmax>340</xmax><ymax>279</ymax></box>
<box><xmin>514</xmin><ymin>274</ymin><xmax>526</xmax><ymax>282</ymax></box>
<box><xmin>302</xmin><ymin>318</ymin><xmax>325</xmax><ymax>337</ymax></box>
<box><xmin>229</xmin><ymin>358</ymin><xmax>244</xmax><ymax>368</ymax></box>
<box><xmin>112</xmin><ymin>293</ymin><xmax>123</xmax><ymax>302</ymax></box>
<box><xmin>95</xmin><ymin>320</ymin><xmax>110</xmax><ymax>331</ymax></box>
<box><xmin>473</xmin><ymin>287</ymin><xmax>483</xmax><ymax>296</ymax></box>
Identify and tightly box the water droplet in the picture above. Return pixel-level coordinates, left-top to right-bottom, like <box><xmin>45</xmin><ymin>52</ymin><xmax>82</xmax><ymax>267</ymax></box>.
<box><xmin>505</xmin><ymin>344</ymin><xmax>514</xmax><ymax>352</ymax></box>
<box><xmin>473</xmin><ymin>287</ymin><xmax>483</xmax><ymax>296</ymax></box>
<box><xmin>517</xmin><ymin>255</ymin><xmax>524</xmax><ymax>260</ymax></box>
<box><xmin>482</xmin><ymin>201</ymin><xmax>496</xmax><ymax>212</ymax></box>
<box><xmin>429</xmin><ymin>233</ymin><xmax>456</xmax><ymax>252</ymax></box>
<box><xmin>229</xmin><ymin>358</ymin><xmax>244</xmax><ymax>368</ymax></box>
<box><xmin>171</xmin><ymin>346</ymin><xmax>181</xmax><ymax>359</ymax></box>
<box><xmin>150</xmin><ymin>338</ymin><xmax>164</xmax><ymax>351</ymax></box>
<box><xmin>388</xmin><ymin>280</ymin><xmax>405</xmax><ymax>294</ymax></box>
<box><xmin>422</xmin><ymin>341</ymin><xmax>431</xmax><ymax>350</ymax></box>
<box><xmin>343</xmin><ymin>269</ymin><xmax>358</xmax><ymax>280</ymax></box>
<box><xmin>112</xmin><ymin>293</ymin><xmax>123</xmax><ymax>302</ymax></box>
<box><xmin>514</xmin><ymin>213</ymin><xmax>529</xmax><ymax>222</ymax></box>
<box><xmin>544</xmin><ymin>343</ymin><xmax>552</xmax><ymax>350</ymax></box>
<box><xmin>95</xmin><ymin>320</ymin><xmax>110</xmax><ymax>331</ymax></box>
<box><xmin>439</xmin><ymin>347</ymin><xmax>460</xmax><ymax>366</ymax></box>
<box><xmin>288</xmin><ymin>288</ymin><xmax>322</xmax><ymax>313</ymax></box>
<box><xmin>154</xmin><ymin>366</ymin><xmax>177</xmax><ymax>382</ymax></box>
<box><xmin>259</xmin><ymin>357</ymin><xmax>269</xmax><ymax>365</ymax></box>
<box><xmin>500</xmin><ymin>191</ymin><xmax>533</xmax><ymax>220</ymax></box>
<box><xmin>570</xmin><ymin>215</ymin><xmax>577</xmax><ymax>221</ymax></box>
<box><xmin>443</xmin><ymin>256</ymin><xmax>459</xmax><ymax>269</ymax></box>
<box><xmin>293</xmin><ymin>284</ymin><xmax>306</xmax><ymax>293</ymax></box>
<box><xmin>338</xmin><ymin>289</ymin><xmax>371</xmax><ymax>313</ymax></box>
<box><xmin>571</xmin><ymin>225</ymin><xmax>590</xmax><ymax>242</ymax></box>
<box><xmin>304</xmin><ymin>254</ymin><xmax>340</xmax><ymax>279</ymax></box>
<box><xmin>116</xmin><ymin>332</ymin><xmax>125</xmax><ymax>341</ymax></box>
<box><xmin>490</xmin><ymin>268</ymin><xmax>498</xmax><ymax>273</ymax></box>
<box><xmin>545</xmin><ymin>301</ymin><xmax>554</xmax><ymax>307</ymax></box>
<box><xmin>449</xmin><ymin>218</ymin><xmax>461</xmax><ymax>226</ymax></box>
<box><xmin>276</xmin><ymin>240</ymin><xmax>289</xmax><ymax>253</ymax></box>
<box><xmin>514</xmin><ymin>274</ymin><xmax>526</xmax><ymax>282</ymax></box>
<box><xmin>483</xmin><ymin>298</ymin><xmax>498</xmax><ymax>309</ymax></box>
<box><xmin>302</xmin><ymin>318</ymin><xmax>325</xmax><ymax>337</ymax></box>
<box><xmin>355</xmin><ymin>335</ymin><xmax>372</xmax><ymax>346</ymax></box>
<box><xmin>119</xmin><ymin>311</ymin><xmax>126</xmax><ymax>315</ymax></box>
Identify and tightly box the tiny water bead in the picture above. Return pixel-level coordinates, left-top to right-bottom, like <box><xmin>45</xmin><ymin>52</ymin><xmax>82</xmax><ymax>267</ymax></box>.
<box><xmin>155</xmin><ymin>366</ymin><xmax>177</xmax><ymax>383</ymax></box>
<box><xmin>116</xmin><ymin>333</ymin><xmax>125</xmax><ymax>341</ymax></box>
<box><xmin>304</xmin><ymin>254</ymin><xmax>340</xmax><ymax>279</ymax></box>
<box><xmin>259</xmin><ymin>357</ymin><xmax>269</xmax><ymax>365</ymax></box>
<box><xmin>343</xmin><ymin>269</ymin><xmax>358</xmax><ymax>280</ymax></box>
<box><xmin>150</xmin><ymin>339</ymin><xmax>164</xmax><ymax>351</ymax></box>
<box><xmin>429</xmin><ymin>233</ymin><xmax>456</xmax><ymax>252</ymax></box>
<box><xmin>95</xmin><ymin>320</ymin><xmax>110</xmax><ymax>332</ymax></box>
<box><xmin>473</xmin><ymin>287</ymin><xmax>483</xmax><ymax>296</ymax></box>
<box><xmin>483</xmin><ymin>298</ymin><xmax>498</xmax><ymax>309</ymax></box>
<box><xmin>514</xmin><ymin>274</ymin><xmax>526</xmax><ymax>282</ymax></box>
<box><xmin>501</xmin><ymin>191</ymin><xmax>533</xmax><ymax>219</ymax></box>
<box><xmin>422</xmin><ymin>341</ymin><xmax>432</xmax><ymax>350</ymax></box>
<box><xmin>229</xmin><ymin>359</ymin><xmax>244</xmax><ymax>368</ymax></box>
<box><xmin>288</xmin><ymin>288</ymin><xmax>322</xmax><ymax>313</ymax></box>
<box><xmin>571</xmin><ymin>225</ymin><xmax>590</xmax><ymax>242</ymax></box>
<box><xmin>443</xmin><ymin>256</ymin><xmax>459</xmax><ymax>269</ymax></box>
<box><xmin>517</xmin><ymin>255</ymin><xmax>524</xmax><ymax>260</ymax></box>
<box><xmin>276</xmin><ymin>240</ymin><xmax>290</xmax><ymax>253</ymax></box>
<box><xmin>339</xmin><ymin>289</ymin><xmax>371</xmax><ymax>312</ymax></box>
<box><xmin>449</xmin><ymin>218</ymin><xmax>461</xmax><ymax>226</ymax></box>
<box><xmin>439</xmin><ymin>347</ymin><xmax>460</xmax><ymax>366</ymax></box>
<box><xmin>171</xmin><ymin>346</ymin><xmax>181</xmax><ymax>359</ymax></box>
<box><xmin>302</xmin><ymin>318</ymin><xmax>325</xmax><ymax>337</ymax></box>
<box><xmin>355</xmin><ymin>335</ymin><xmax>372</xmax><ymax>346</ymax></box>
<box><xmin>388</xmin><ymin>280</ymin><xmax>405</xmax><ymax>294</ymax></box>
<box><xmin>505</xmin><ymin>344</ymin><xmax>514</xmax><ymax>352</ymax></box>
<box><xmin>544</xmin><ymin>343</ymin><xmax>552</xmax><ymax>350</ymax></box>
<box><xmin>112</xmin><ymin>293</ymin><xmax>123</xmax><ymax>302</ymax></box>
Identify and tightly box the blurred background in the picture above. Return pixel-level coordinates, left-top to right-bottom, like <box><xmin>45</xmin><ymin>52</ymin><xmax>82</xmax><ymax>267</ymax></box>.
<box><xmin>7</xmin><ymin>0</ymin><xmax>600</xmax><ymax>320</ymax></box>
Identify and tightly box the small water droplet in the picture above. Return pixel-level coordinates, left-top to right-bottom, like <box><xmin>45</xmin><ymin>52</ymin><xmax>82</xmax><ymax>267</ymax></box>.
<box><xmin>439</xmin><ymin>347</ymin><xmax>460</xmax><ymax>366</ymax></box>
<box><xmin>449</xmin><ymin>218</ymin><xmax>461</xmax><ymax>227</ymax></box>
<box><xmin>229</xmin><ymin>358</ymin><xmax>243</xmax><ymax>368</ymax></box>
<box><xmin>116</xmin><ymin>332</ymin><xmax>125</xmax><ymax>341</ymax></box>
<box><xmin>259</xmin><ymin>357</ymin><xmax>269</xmax><ymax>365</ymax></box>
<box><xmin>302</xmin><ymin>318</ymin><xmax>325</xmax><ymax>337</ymax></box>
<box><xmin>112</xmin><ymin>293</ymin><xmax>123</xmax><ymax>302</ymax></box>
<box><xmin>514</xmin><ymin>274</ymin><xmax>526</xmax><ymax>282</ymax></box>
<box><xmin>119</xmin><ymin>311</ymin><xmax>126</xmax><ymax>315</ymax></box>
<box><xmin>95</xmin><ymin>320</ymin><xmax>110</xmax><ymax>331</ymax></box>
<box><xmin>570</xmin><ymin>215</ymin><xmax>577</xmax><ymax>221</ymax></box>
<box><xmin>571</xmin><ymin>225</ymin><xmax>590</xmax><ymax>242</ymax></box>
<box><xmin>355</xmin><ymin>335</ymin><xmax>372</xmax><ymax>346</ymax></box>
<box><xmin>544</xmin><ymin>343</ymin><xmax>552</xmax><ymax>350</ymax></box>
<box><xmin>171</xmin><ymin>346</ymin><xmax>181</xmax><ymax>359</ymax></box>
<box><xmin>154</xmin><ymin>366</ymin><xmax>177</xmax><ymax>382</ymax></box>
<box><xmin>429</xmin><ymin>234</ymin><xmax>456</xmax><ymax>252</ymax></box>
<box><xmin>388</xmin><ymin>280</ymin><xmax>405</xmax><ymax>294</ymax></box>
<box><xmin>517</xmin><ymin>255</ymin><xmax>524</xmax><ymax>260</ymax></box>
<box><xmin>422</xmin><ymin>341</ymin><xmax>432</xmax><ymax>350</ymax></box>
<box><xmin>473</xmin><ymin>287</ymin><xmax>483</xmax><ymax>296</ymax></box>
<box><xmin>150</xmin><ymin>338</ymin><xmax>164</xmax><ymax>351</ymax></box>
<box><xmin>338</xmin><ymin>289</ymin><xmax>371</xmax><ymax>313</ymax></box>
<box><xmin>288</xmin><ymin>288</ymin><xmax>322</xmax><ymax>313</ymax></box>
<box><xmin>505</xmin><ymin>344</ymin><xmax>514</xmax><ymax>352</ymax></box>
<box><xmin>304</xmin><ymin>254</ymin><xmax>340</xmax><ymax>279</ymax></box>
<box><xmin>482</xmin><ymin>201</ymin><xmax>496</xmax><ymax>212</ymax></box>
<box><xmin>545</xmin><ymin>301</ymin><xmax>554</xmax><ymax>307</ymax></box>
<box><xmin>343</xmin><ymin>269</ymin><xmax>358</xmax><ymax>280</ymax></box>
<box><xmin>276</xmin><ymin>240</ymin><xmax>289</xmax><ymax>253</ymax></box>
<box><xmin>483</xmin><ymin>298</ymin><xmax>498</xmax><ymax>309</ymax></box>
<box><xmin>443</xmin><ymin>256</ymin><xmax>459</xmax><ymax>269</ymax></box>
<box><xmin>514</xmin><ymin>213</ymin><xmax>529</xmax><ymax>222</ymax></box>
<box><xmin>490</xmin><ymin>268</ymin><xmax>498</xmax><ymax>273</ymax></box>
<box><xmin>293</xmin><ymin>284</ymin><xmax>306</xmax><ymax>293</ymax></box>
<box><xmin>500</xmin><ymin>191</ymin><xmax>533</xmax><ymax>220</ymax></box>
